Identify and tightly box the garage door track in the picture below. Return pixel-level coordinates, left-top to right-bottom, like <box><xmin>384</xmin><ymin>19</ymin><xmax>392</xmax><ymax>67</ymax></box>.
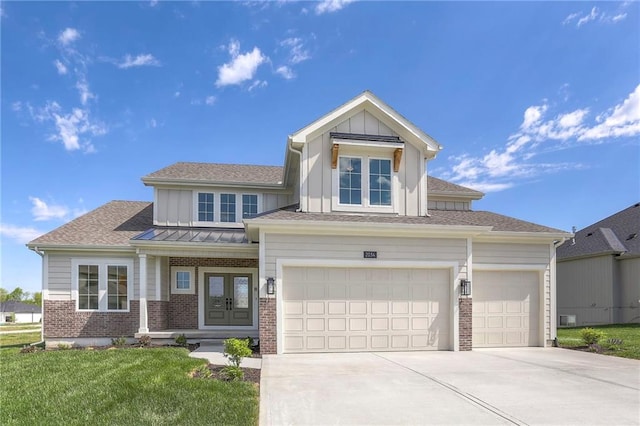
<box><xmin>260</xmin><ymin>348</ymin><xmax>639</xmax><ymax>425</ymax></box>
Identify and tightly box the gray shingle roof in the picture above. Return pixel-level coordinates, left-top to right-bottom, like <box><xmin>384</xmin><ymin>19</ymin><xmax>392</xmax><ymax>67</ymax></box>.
<box><xmin>249</xmin><ymin>205</ymin><xmax>565</xmax><ymax>233</ymax></box>
<box><xmin>428</xmin><ymin>176</ymin><xmax>484</xmax><ymax>198</ymax></box>
<box><xmin>0</xmin><ymin>301</ymin><xmax>41</xmax><ymax>314</ymax></box>
<box><xmin>28</xmin><ymin>201</ymin><xmax>153</xmax><ymax>247</ymax></box>
<box><xmin>558</xmin><ymin>203</ymin><xmax>640</xmax><ymax>259</ymax></box>
<box><xmin>143</xmin><ymin>162</ymin><xmax>285</xmax><ymax>185</ymax></box>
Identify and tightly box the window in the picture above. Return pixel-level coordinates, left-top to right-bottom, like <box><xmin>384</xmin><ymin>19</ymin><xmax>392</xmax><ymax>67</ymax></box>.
<box><xmin>242</xmin><ymin>194</ymin><xmax>258</xmax><ymax>218</ymax></box>
<box><xmin>198</xmin><ymin>192</ymin><xmax>214</xmax><ymax>222</ymax></box>
<box><xmin>369</xmin><ymin>159</ymin><xmax>392</xmax><ymax>206</ymax></box>
<box><xmin>171</xmin><ymin>267</ymin><xmax>195</xmax><ymax>294</ymax></box>
<box><xmin>339</xmin><ymin>157</ymin><xmax>362</xmax><ymax>205</ymax></box>
<box><xmin>220</xmin><ymin>194</ymin><xmax>236</xmax><ymax>222</ymax></box>
<box><xmin>333</xmin><ymin>154</ymin><xmax>394</xmax><ymax>212</ymax></box>
<box><xmin>78</xmin><ymin>265</ymin><xmax>99</xmax><ymax>310</ymax></box>
<box><xmin>73</xmin><ymin>259</ymin><xmax>133</xmax><ymax>311</ymax></box>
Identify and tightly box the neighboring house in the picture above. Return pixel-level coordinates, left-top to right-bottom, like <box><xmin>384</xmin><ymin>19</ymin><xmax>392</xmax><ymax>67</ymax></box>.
<box><xmin>27</xmin><ymin>91</ymin><xmax>570</xmax><ymax>353</ymax></box>
<box><xmin>557</xmin><ymin>203</ymin><xmax>640</xmax><ymax>326</ymax></box>
<box><xmin>0</xmin><ymin>301</ymin><xmax>42</xmax><ymax>324</ymax></box>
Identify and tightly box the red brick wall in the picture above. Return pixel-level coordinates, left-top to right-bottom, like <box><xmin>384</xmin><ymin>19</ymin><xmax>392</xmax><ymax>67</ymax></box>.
<box><xmin>259</xmin><ymin>298</ymin><xmax>276</xmax><ymax>354</ymax></box>
<box><xmin>44</xmin><ymin>300</ymin><xmax>139</xmax><ymax>338</ymax></box>
<box><xmin>459</xmin><ymin>297</ymin><xmax>472</xmax><ymax>351</ymax></box>
<box><xmin>148</xmin><ymin>301</ymin><xmax>168</xmax><ymax>331</ymax></box>
<box><xmin>167</xmin><ymin>257</ymin><xmax>259</xmax><ymax>330</ymax></box>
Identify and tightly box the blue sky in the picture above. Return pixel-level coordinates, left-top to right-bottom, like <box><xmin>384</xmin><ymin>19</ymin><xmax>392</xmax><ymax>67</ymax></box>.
<box><xmin>1</xmin><ymin>1</ymin><xmax>639</xmax><ymax>294</ymax></box>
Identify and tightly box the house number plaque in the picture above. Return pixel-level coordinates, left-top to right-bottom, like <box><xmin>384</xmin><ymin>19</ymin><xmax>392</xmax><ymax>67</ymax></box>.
<box><xmin>363</xmin><ymin>251</ymin><xmax>377</xmax><ymax>259</ymax></box>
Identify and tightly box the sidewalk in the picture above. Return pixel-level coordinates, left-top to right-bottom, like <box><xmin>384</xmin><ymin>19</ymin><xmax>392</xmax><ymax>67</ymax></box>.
<box><xmin>188</xmin><ymin>343</ymin><xmax>262</xmax><ymax>369</ymax></box>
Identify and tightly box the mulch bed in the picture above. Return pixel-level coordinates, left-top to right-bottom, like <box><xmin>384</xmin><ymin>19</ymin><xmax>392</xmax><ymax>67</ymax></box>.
<box><xmin>203</xmin><ymin>365</ymin><xmax>261</xmax><ymax>385</ymax></box>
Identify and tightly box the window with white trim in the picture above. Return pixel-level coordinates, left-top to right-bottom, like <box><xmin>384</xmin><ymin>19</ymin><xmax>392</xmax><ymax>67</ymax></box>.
<box><xmin>198</xmin><ymin>192</ymin><xmax>214</xmax><ymax>222</ymax></box>
<box><xmin>242</xmin><ymin>194</ymin><xmax>258</xmax><ymax>218</ymax></box>
<box><xmin>334</xmin><ymin>155</ymin><xmax>394</xmax><ymax>211</ymax></box>
<box><xmin>73</xmin><ymin>259</ymin><xmax>133</xmax><ymax>312</ymax></box>
<box><xmin>220</xmin><ymin>193</ymin><xmax>236</xmax><ymax>222</ymax></box>
<box><xmin>171</xmin><ymin>267</ymin><xmax>195</xmax><ymax>294</ymax></box>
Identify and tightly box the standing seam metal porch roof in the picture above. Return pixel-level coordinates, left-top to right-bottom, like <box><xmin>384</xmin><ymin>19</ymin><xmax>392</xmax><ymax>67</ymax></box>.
<box><xmin>132</xmin><ymin>227</ymin><xmax>248</xmax><ymax>244</ymax></box>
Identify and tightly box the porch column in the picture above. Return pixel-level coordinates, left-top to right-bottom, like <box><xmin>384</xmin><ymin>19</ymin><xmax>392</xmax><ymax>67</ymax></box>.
<box><xmin>138</xmin><ymin>253</ymin><xmax>149</xmax><ymax>333</ymax></box>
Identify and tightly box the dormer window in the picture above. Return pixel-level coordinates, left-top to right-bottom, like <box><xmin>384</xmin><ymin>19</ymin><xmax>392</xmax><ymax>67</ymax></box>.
<box><xmin>194</xmin><ymin>192</ymin><xmax>261</xmax><ymax>226</ymax></box>
<box><xmin>198</xmin><ymin>193</ymin><xmax>214</xmax><ymax>222</ymax></box>
<box><xmin>369</xmin><ymin>159</ymin><xmax>392</xmax><ymax>206</ymax></box>
<box><xmin>339</xmin><ymin>157</ymin><xmax>362</xmax><ymax>205</ymax></box>
<box><xmin>333</xmin><ymin>154</ymin><xmax>395</xmax><ymax>213</ymax></box>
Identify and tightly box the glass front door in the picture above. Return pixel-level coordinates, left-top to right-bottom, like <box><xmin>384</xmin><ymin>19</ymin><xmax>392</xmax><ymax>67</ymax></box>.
<box><xmin>204</xmin><ymin>273</ymin><xmax>252</xmax><ymax>326</ymax></box>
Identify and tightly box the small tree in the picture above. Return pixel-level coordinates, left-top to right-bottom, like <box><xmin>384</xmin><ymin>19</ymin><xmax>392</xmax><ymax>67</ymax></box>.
<box><xmin>223</xmin><ymin>338</ymin><xmax>252</xmax><ymax>381</ymax></box>
<box><xmin>580</xmin><ymin>327</ymin><xmax>605</xmax><ymax>346</ymax></box>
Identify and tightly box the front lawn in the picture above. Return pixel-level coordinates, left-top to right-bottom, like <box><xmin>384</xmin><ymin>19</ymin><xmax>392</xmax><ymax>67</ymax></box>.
<box><xmin>0</xmin><ymin>347</ymin><xmax>259</xmax><ymax>425</ymax></box>
<box><xmin>0</xmin><ymin>323</ymin><xmax>42</xmax><ymax>331</ymax></box>
<box><xmin>0</xmin><ymin>331</ymin><xmax>41</xmax><ymax>348</ymax></box>
<box><xmin>557</xmin><ymin>323</ymin><xmax>640</xmax><ymax>360</ymax></box>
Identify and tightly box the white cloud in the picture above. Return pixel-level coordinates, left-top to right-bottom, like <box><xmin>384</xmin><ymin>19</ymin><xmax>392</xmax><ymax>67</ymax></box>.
<box><xmin>150</xmin><ymin>0</ymin><xmax>159</xmax><ymax>6</ymax></box>
<box><xmin>117</xmin><ymin>53</ymin><xmax>161</xmax><ymax>69</ymax></box>
<box><xmin>58</xmin><ymin>28</ymin><xmax>80</xmax><ymax>46</ymax></box>
<box><xmin>11</xmin><ymin>101</ymin><xmax>22</xmax><ymax>112</ymax></box>
<box><xmin>54</xmin><ymin>59</ymin><xmax>68</xmax><ymax>75</ymax></box>
<box><xmin>149</xmin><ymin>118</ymin><xmax>158</xmax><ymax>128</ymax></box>
<box><xmin>440</xmin><ymin>84</ymin><xmax>640</xmax><ymax>192</ymax></box>
<box><xmin>75</xmin><ymin>77</ymin><xmax>95</xmax><ymax>105</ymax></box>
<box><xmin>315</xmin><ymin>0</ymin><xmax>354</xmax><ymax>15</ymax></box>
<box><xmin>563</xmin><ymin>5</ymin><xmax>628</xmax><ymax>27</ymax></box>
<box><xmin>577</xmin><ymin>7</ymin><xmax>598</xmax><ymax>27</ymax></box>
<box><xmin>276</xmin><ymin>65</ymin><xmax>295</xmax><ymax>79</ymax></box>
<box><xmin>205</xmin><ymin>95</ymin><xmax>216</xmax><ymax>105</ymax></box>
<box><xmin>0</xmin><ymin>224</ymin><xmax>43</xmax><ymax>244</ymax></box>
<box><xmin>33</xmin><ymin>101</ymin><xmax>106</xmax><ymax>152</ymax></box>
<box><xmin>280</xmin><ymin>37</ymin><xmax>310</xmax><ymax>64</ymax></box>
<box><xmin>248</xmin><ymin>80</ymin><xmax>267</xmax><ymax>91</ymax></box>
<box><xmin>174</xmin><ymin>91</ymin><xmax>181</xmax><ymax>98</ymax></box>
<box><xmin>29</xmin><ymin>197</ymin><xmax>69</xmax><ymax>221</ymax></box>
<box><xmin>216</xmin><ymin>40</ymin><xmax>267</xmax><ymax>87</ymax></box>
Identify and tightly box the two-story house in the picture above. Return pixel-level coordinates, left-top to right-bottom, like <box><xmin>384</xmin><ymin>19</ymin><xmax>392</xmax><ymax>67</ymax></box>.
<box><xmin>28</xmin><ymin>91</ymin><xmax>570</xmax><ymax>353</ymax></box>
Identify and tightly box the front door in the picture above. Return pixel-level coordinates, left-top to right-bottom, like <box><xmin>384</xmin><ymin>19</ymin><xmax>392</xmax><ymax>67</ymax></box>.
<box><xmin>204</xmin><ymin>273</ymin><xmax>252</xmax><ymax>326</ymax></box>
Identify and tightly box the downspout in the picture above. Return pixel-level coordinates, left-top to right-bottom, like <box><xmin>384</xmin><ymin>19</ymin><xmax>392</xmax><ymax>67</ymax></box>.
<box><xmin>30</xmin><ymin>246</ymin><xmax>46</xmax><ymax>347</ymax></box>
<box><xmin>287</xmin><ymin>139</ymin><xmax>303</xmax><ymax>212</ymax></box>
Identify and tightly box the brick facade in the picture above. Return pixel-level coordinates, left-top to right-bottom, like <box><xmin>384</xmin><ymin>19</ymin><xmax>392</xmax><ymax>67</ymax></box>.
<box><xmin>167</xmin><ymin>257</ymin><xmax>259</xmax><ymax>330</ymax></box>
<box><xmin>459</xmin><ymin>297</ymin><xmax>472</xmax><ymax>351</ymax></box>
<box><xmin>259</xmin><ymin>298</ymin><xmax>276</xmax><ymax>354</ymax></box>
<box><xmin>44</xmin><ymin>300</ymin><xmax>140</xmax><ymax>338</ymax></box>
<box><xmin>148</xmin><ymin>301</ymin><xmax>168</xmax><ymax>331</ymax></box>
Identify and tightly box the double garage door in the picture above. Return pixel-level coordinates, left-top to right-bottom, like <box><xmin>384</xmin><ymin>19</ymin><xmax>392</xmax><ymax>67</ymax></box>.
<box><xmin>282</xmin><ymin>267</ymin><xmax>450</xmax><ymax>353</ymax></box>
<box><xmin>282</xmin><ymin>266</ymin><xmax>541</xmax><ymax>353</ymax></box>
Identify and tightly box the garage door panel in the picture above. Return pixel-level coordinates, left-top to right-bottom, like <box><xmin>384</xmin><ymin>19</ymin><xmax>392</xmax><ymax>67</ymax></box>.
<box><xmin>473</xmin><ymin>271</ymin><xmax>539</xmax><ymax>348</ymax></box>
<box><xmin>283</xmin><ymin>266</ymin><xmax>451</xmax><ymax>353</ymax></box>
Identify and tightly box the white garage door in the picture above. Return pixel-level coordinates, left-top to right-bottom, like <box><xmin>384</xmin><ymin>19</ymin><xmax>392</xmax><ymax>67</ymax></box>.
<box><xmin>473</xmin><ymin>271</ymin><xmax>540</xmax><ymax>347</ymax></box>
<box><xmin>282</xmin><ymin>267</ymin><xmax>451</xmax><ymax>353</ymax></box>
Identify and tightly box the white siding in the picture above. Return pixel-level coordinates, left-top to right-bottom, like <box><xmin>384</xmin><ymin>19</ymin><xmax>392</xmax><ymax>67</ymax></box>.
<box><xmin>156</xmin><ymin>189</ymin><xmax>192</xmax><ymax>226</ymax></box>
<box><xmin>618</xmin><ymin>258</ymin><xmax>640</xmax><ymax>323</ymax></box>
<box><xmin>46</xmin><ymin>252</ymin><xmax>139</xmax><ymax>301</ymax></box>
<box><xmin>264</xmin><ymin>233</ymin><xmax>467</xmax><ymax>293</ymax></box>
<box><xmin>557</xmin><ymin>256</ymin><xmax>615</xmax><ymax>326</ymax></box>
<box><xmin>474</xmin><ymin>243</ymin><xmax>550</xmax><ymax>265</ymax></box>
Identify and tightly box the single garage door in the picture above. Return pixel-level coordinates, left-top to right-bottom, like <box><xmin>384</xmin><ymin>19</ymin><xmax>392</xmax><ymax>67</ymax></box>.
<box><xmin>473</xmin><ymin>270</ymin><xmax>540</xmax><ymax>347</ymax></box>
<box><xmin>282</xmin><ymin>266</ymin><xmax>450</xmax><ymax>353</ymax></box>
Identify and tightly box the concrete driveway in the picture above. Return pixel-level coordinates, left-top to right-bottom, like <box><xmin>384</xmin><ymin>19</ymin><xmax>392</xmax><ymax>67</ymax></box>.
<box><xmin>260</xmin><ymin>348</ymin><xmax>639</xmax><ymax>425</ymax></box>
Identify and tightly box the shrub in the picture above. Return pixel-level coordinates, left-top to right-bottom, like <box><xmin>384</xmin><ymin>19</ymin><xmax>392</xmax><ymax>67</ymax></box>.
<box><xmin>111</xmin><ymin>337</ymin><xmax>127</xmax><ymax>347</ymax></box>
<box><xmin>191</xmin><ymin>364</ymin><xmax>212</xmax><ymax>379</ymax></box>
<box><xmin>138</xmin><ymin>335</ymin><xmax>152</xmax><ymax>348</ymax></box>
<box><xmin>223</xmin><ymin>338</ymin><xmax>252</xmax><ymax>368</ymax></box>
<box><xmin>57</xmin><ymin>343</ymin><xmax>72</xmax><ymax>350</ymax></box>
<box><xmin>222</xmin><ymin>365</ymin><xmax>244</xmax><ymax>381</ymax></box>
<box><xmin>580</xmin><ymin>327</ymin><xmax>605</xmax><ymax>346</ymax></box>
<box><xmin>20</xmin><ymin>345</ymin><xmax>40</xmax><ymax>354</ymax></box>
<box><xmin>175</xmin><ymin>334</ymin><xmax>188</xmax><ymax>347</ymax></box>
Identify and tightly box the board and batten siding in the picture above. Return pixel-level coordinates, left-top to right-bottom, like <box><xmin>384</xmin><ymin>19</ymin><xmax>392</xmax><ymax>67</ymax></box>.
<box><xmin>303</xmin><ymin>110</ymin><xmax>425</xmax><ymax>217</ymax></box>
<box><xmin>473</xmin><ymin>242</ymin><xmax>552</xmax><ymax>342</ymax></box>
<box><xmin>263</xmin><ymin>233</ymin><xmax>467</xmax><ymax>290</ymax></box>
<box><xmin>154</xmin><ymin>188</ymin><xmax>289</xmax><ymax>226</ymax></box>
<box><xmin>45</xmin><ymin>252</ymin><xmax>141</xmax><ymax>301</ymax></box>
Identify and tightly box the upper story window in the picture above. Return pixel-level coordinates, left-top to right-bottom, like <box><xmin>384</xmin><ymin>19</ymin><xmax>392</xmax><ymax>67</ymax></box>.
<box><xmin>339</xmin><ymin>157</ymin><xmax>362</xmax><ymax>205</ymax></box>
<box><xmin>242</xmin><ymin>194</ymin><xmax>258</xmax><ymax>218</ymax></box>
<box><xmin>198</xmin><ymin>192</ymin><xmax>214</xmax><ymax>222</ymax></box>
<box><xmin>220</xmin><ymin>193</ymin><xmax>236</xmax><ymax>222</ymax></box>
<box><xmin>334</xmin><ymin>154</ymin><xmax>394</xmax><ymax>212</ymax></box>
<box><xmin>194</xmin><ymin>192</ymin><xmax>260</xmax><ymax>225</ymax></box>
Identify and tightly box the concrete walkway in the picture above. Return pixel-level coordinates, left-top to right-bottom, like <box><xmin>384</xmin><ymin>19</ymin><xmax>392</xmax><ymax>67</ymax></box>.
<box><xmin>260</xmin><ymin>348</ymin><xmax>639</xmax><ymax>425</ymax></box>
<box><xmin>188</xmin><ymin>343</ymin><xmax>262</xmax><ymax>369</ymax></box>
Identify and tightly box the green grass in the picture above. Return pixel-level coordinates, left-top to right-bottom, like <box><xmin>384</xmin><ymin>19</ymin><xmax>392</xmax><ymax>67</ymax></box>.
<box><xmin>557</xmin><ymin>323</ymin><xmax>640</xmax><ymax>360</ymax></box>
<box><xmin>0</xmin><ymin>347</ymin><xmax>259</xmax><ymax>425</ymax></box>
<box><xmin>0</xmin><ymin>323</ymin><xmax>42</xmax><ymax>332</ymax></box>
<box><xmin>0</xmin><ymin>332</ymin><xmax>42</xmax><ymax>348</ymax></box>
